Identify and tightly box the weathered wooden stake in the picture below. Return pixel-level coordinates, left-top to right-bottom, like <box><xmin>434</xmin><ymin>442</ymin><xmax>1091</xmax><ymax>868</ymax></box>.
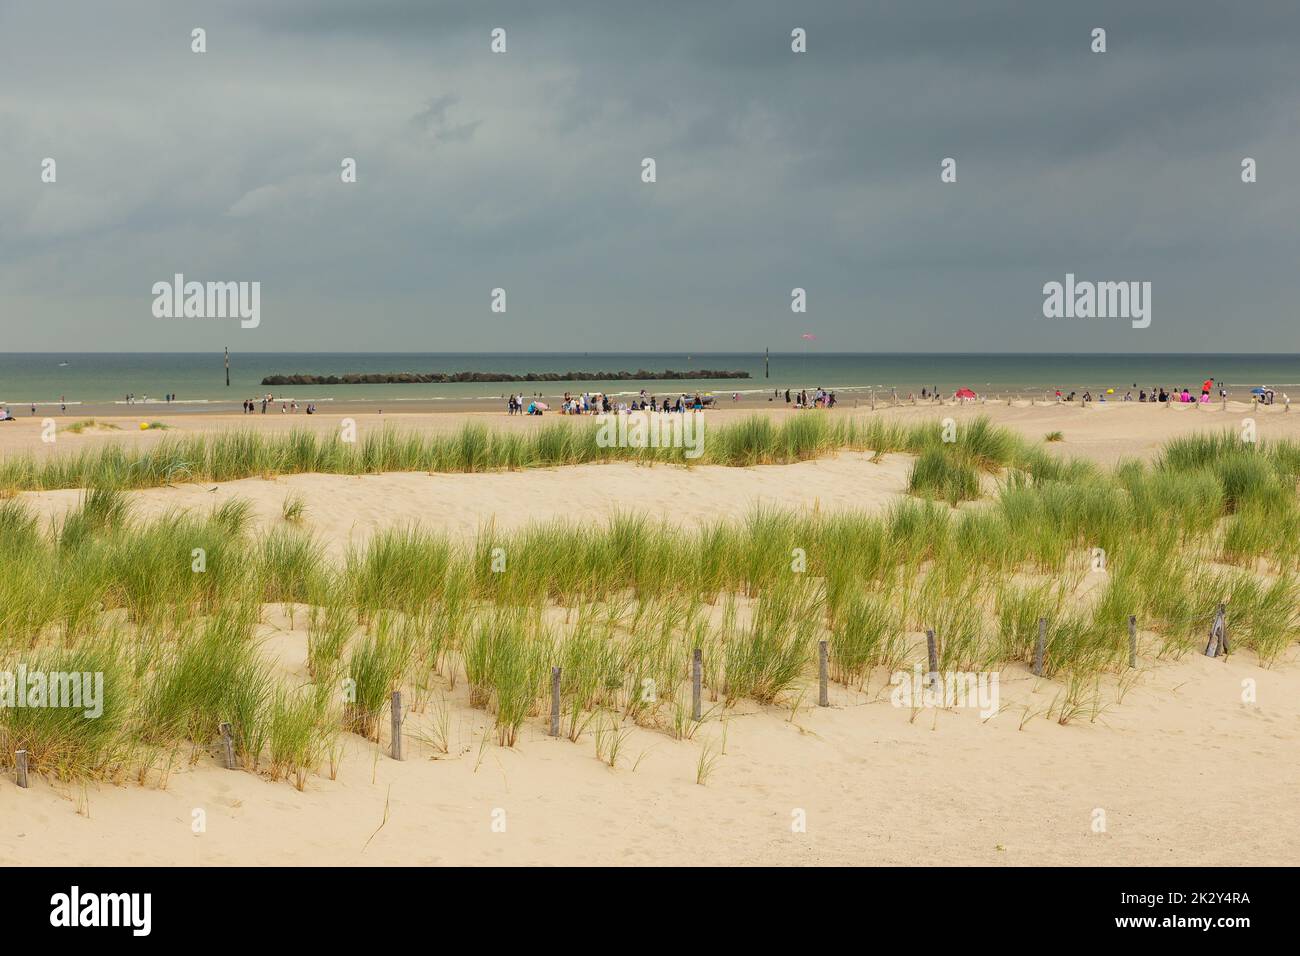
<box><xmin>817</xmin><ymin>640</ymin><xmax>829</xmax><ymax>707</ymax></box>
<box><xmin>390</xmin><ymin>691</ymin><xmax>403</xmax><ymax>760</ymax></box>
<box><xmin>925</xmin><ymin>629</ymin><xmax>939</xmax><ymax>688</ymax></box>
<box><xmin>219</xmin><ymin>721</ymin><xmax>235</xmax><ymax>769</ymax></box>
<box><xmin>691</xmin><ymin>648</ymin><xmax>702</xmax><ymax>721</ymax></box>
<box><xmin>16</xmin><ymin>749</ymin><xmax>28</xmax><ymax>789</ymax></box>
<box><xmin>1032</xmin><ymin>617</ymin><xmax>1046</xmax><ymax>677</ymax></box>
<box><xmin>1219</xmin><ymin>605</ymin><xmax>1231</xmax><ymax>655</ymax></box>
<box><xmin>1127</xmin><ymin>615</ymin><xmax>1137</xmax><ymax>668</ymax></box>
<box><xmin>1205</xmin><ymin>603</ymin><xmax>1228</xmax><ymax>657</ymax></box>
<box><xmin>1204</xmin><ymin>603</ymin><xmax>1225</xmax><ymax>657</ymax></box>
<box><xmin>550</xmin><ymin>666</ymin><xmax>562</xmax><ymax>736</ymax></box>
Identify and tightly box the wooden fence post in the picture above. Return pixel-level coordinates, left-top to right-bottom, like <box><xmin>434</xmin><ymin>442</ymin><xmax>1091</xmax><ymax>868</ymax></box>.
<box><xmin>817</xmin><ymin>640</ymin><xmax>829</xmax><ymax>707</ymax></box>
<box><xmin>16</xmin><ymin>749</ymin><xmax>28</xmax><ymax>789</ymax></box>
<box><xmin>390</xmin><ymin>691</ymin><xmax>402</xmax><ymax>760</ymax></box>
<box><xmin>925</xmin><ymin>629</ymin><xmax>939</xmax><ymax>689</ymax></box>
<box><xmin>691</xmin><ymin>648</ymin><xmax>702</xmax><ymax>721</ymax></box>
<box><xmin>1127</xmin><ymin>615</ymin><xmax>1137</xmax><ymax>668</ymax></box>
<box><xmin>219</xmin><ymin>721</ymin><xmax>235</xmax><ymax>769</ymax></box>
<box><xmin>550</xmin><ymin>666</ymin><xmax>561</xmax><ymax>736</ymax></box>
<box><xmin>1033</xmin><ymin>617</ymin><xmax>1046</xmax><ymax>677</ymax></box>
<box><xmin>1204</xmin><ymin>603</ymin><xmax>1226</xmax><ymax>657</ymax></box>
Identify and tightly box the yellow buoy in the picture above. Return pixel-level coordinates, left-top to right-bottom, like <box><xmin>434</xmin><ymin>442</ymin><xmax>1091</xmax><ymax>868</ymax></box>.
<box><xmin>140</xmin><ymin>422</ymin><xmax>149</xmax><ymax>430</ymax></box>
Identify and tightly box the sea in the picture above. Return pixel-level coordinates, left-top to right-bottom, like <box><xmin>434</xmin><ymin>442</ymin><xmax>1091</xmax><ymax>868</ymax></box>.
<box><xmin>1</xmin><ymin>353</ymin><xmax>1297</xmax><ymax>410</ymax></box>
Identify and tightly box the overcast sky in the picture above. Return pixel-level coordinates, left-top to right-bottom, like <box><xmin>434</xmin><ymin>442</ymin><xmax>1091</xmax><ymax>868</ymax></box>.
<box><xmin>1</xmin><ymin>0</ymin><xmax>1297</xmax><ymax>353</ymax></box>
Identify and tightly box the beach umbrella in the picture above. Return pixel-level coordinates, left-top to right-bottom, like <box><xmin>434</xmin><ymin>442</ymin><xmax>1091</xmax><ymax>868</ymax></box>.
<box><xmin>1251</xmin><ymin>387</ymin><xmax>1268</xmax><ymax>395</ymax></box>
<box><xmin>534</xmin><ymin>401</ymin><xmax>549</xmax><ymax>410</ymax></box>
<box><xmin>954</xmin><ymin>387</ymin><xmax>977</xmax><ymax>400</ymax></box>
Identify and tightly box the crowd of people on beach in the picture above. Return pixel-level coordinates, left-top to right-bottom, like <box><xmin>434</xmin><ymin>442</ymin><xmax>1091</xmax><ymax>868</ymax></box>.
<box><xmin>507</xmin><ymin>390</ymin><xmax>711</xmax><ymax>415</ymax></box>
<box><xmin>911</xmin><ymin>377</ymin><xmax>1285</xmax><ymax>407</ymax></box>
<box><xmin>781</xmin><ymin>387</ymin><xmax>837</xmax><ymax>408</ymax></box>
<box><xmin>1066</xmin><ymin>378</ymin><xmax>1236</xmax><ymax>404</ymax></box>
<box><xmin>1</xmin><ymin>375</ymin><xmax>1283</xmax><ymax>424</ymax></box>
<box><xmin>241</xmin><ymin>394</ymin><xmax>317</xmax><ymax>415</ymax></box>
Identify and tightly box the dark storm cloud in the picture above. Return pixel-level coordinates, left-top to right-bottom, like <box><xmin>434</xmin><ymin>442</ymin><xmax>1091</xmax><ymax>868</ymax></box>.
<box><xmin>0</xmin><ymin>0</ymin><xmax>1297</xmax><ymax>352</ymax></box>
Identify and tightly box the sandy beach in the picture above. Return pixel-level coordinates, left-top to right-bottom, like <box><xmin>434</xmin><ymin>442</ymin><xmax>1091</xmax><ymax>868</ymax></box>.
<box><xmin>8</xmin><ymin>633</ymin><xmax>1297</xmax><ymax>867</ymax></box>
<box><xmin>3</xmin><ymin>401</ymin><xmax>1299</xmax><ymax>867</ymax></box>
<box><xmin>4</xmin><ymin>395</ymin><xmax>1298</xmax><ymax>460</ymax></box>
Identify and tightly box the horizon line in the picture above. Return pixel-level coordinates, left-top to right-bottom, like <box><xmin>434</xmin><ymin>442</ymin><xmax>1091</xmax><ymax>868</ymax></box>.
<box><xmin>3</xmin><ymin>351</ymin><xmax>1298</xmax><ymax>358</ymax></box>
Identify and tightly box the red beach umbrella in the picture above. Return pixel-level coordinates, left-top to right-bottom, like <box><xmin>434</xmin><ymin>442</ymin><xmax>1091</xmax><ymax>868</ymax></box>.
<box><xmin>954</xmin><ymin>387</ymin><xmax>977</xmax><ymax>400</ymax></box>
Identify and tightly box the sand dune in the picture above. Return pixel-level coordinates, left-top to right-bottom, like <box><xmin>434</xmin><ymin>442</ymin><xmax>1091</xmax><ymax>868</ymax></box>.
<box><xmin>7</xmin><ymin>616</ymin><xmax>1297</xmax><ymax>866</ymax></box>
<box><xmin>3</xmin><ymin>399</ymin><xmax>1299</xmax><ymax>465</ymax></box>
<box><xmin>4</xmin><ymin>402</ymin><xmax>1300</xmax><ymax>867</ymax></box>
<box><xmin>17</xmin><ymin>452</ymin><xmax>915</xmax><ymax>556</ymax></box>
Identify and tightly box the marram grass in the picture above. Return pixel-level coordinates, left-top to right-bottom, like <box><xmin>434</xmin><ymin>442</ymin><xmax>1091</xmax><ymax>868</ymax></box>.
<box><xmin>0</xmin><ymin>414</ymin><xmax>965</xmax><ymax>492</ymax></box>
<box><xmin>2</xmin><ymin>424</ymin><xmax>1299</xmax><ymax>786</ymax></box>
